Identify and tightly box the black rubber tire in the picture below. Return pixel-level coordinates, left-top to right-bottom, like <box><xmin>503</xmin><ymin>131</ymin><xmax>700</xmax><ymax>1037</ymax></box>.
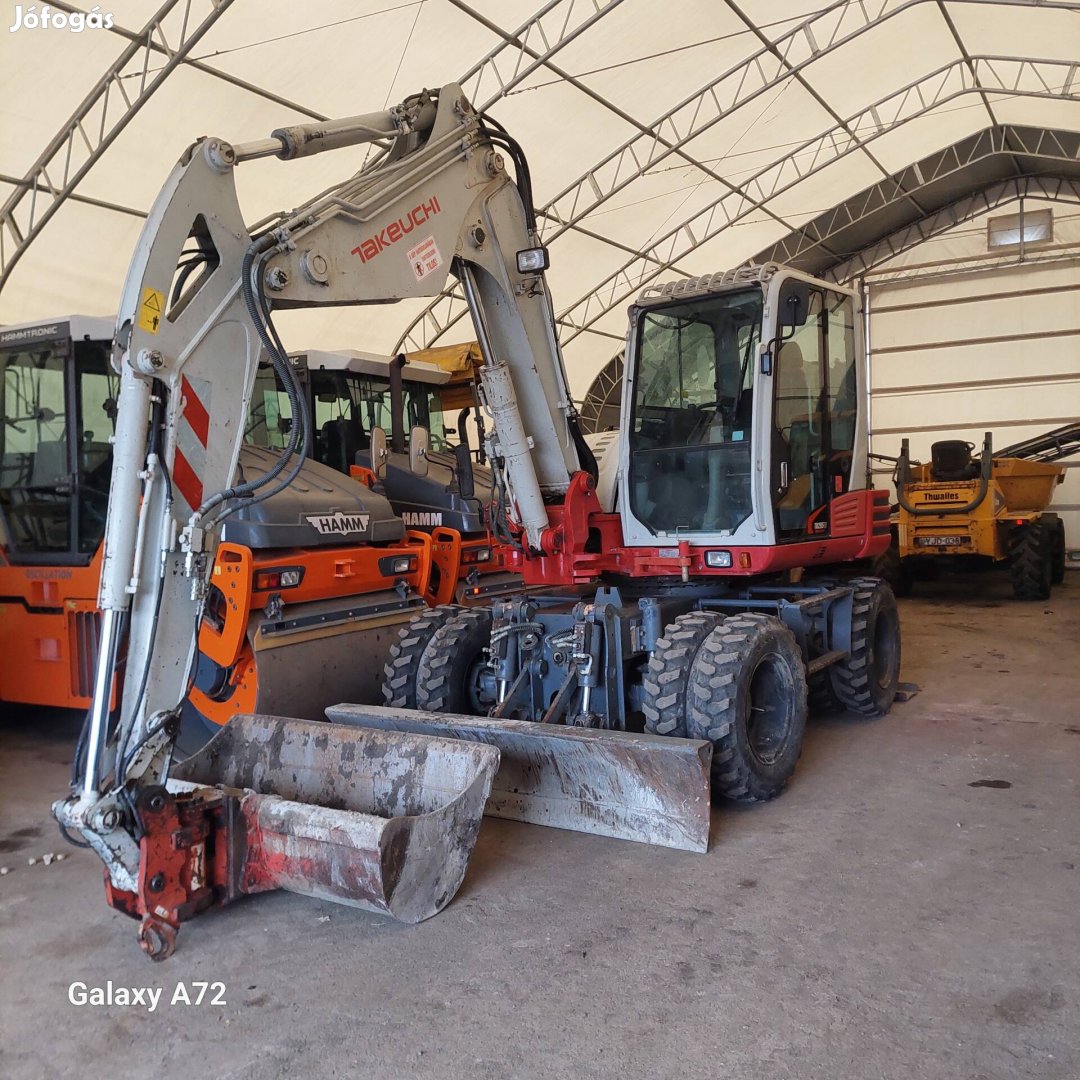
<box><xmin>415</xmin><ymin>608</ymin><xmax>495</xmax><ymax>715</ymax></box>
<box><xmin>829</xmin><ymin>577</ymin><xmax>901</xmax><ymax>716</ymax></box>
<box><xmin>808</xmin><ymin>667</ymin><xmax>845</xmax><ymax>716</ymax></box>
<box><xmin>1047</xmin><ymin>515</ymin><xmax>1066</xmax><ymax>586</ymax></box>
<box><xmin>382</xmin><ymin>606</ymin><xmax>460</xmax><ymax>708</ymax></box>
<box><xmin>871</xmin><ymin>538</ymin><xmax>913</xmax><ymax>598</ymax></box>
<box><xmin>1009</xmin><ymin>521</ymin><xmax>1052</xmax><ymax>601</ymax></box>
<box><xmin>641</xmin><ymin>611</ymin><xmax>725</xmax><ymax>737</ymax></box>
<box><xmin>686</xmin><ymin>614</ymin><xmax>808</xmax><ymax>803</ymax></box>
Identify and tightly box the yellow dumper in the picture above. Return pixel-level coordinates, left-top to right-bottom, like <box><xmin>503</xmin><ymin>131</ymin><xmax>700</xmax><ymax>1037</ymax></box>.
<box><xmin>875</xmin><ymin>425</ymin><xmax>1076</xmax><ymax>600</ymax></box>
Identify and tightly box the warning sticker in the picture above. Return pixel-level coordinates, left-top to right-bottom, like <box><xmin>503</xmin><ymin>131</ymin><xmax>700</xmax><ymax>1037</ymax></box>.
<box><xmin>137</xmin><ymin>286</ymin><xmax>165</xmax><ymax>335</ymax></box>
<box><xmin>406</xmin><ymin>235</ymin><xmax>443</xmax><ymax>282</ymax></box>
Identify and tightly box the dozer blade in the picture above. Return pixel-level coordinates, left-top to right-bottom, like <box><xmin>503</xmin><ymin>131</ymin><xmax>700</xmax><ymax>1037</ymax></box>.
<box><xmin>171</xmin><ymin>714</ymin><xmax>499</xmax><ymax>925</ymax></box>
<box><xmin>325</xmin><ymin>704</ymin><xmax>713</xmax><ymax>853</ymax></box>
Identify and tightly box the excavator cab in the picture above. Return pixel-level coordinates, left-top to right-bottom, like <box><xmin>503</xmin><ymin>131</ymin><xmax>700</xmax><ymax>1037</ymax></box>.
<box><xmin>620</xmin><ymin>266</ymin><xmax>870</xmax><ymax>555</ymax></box>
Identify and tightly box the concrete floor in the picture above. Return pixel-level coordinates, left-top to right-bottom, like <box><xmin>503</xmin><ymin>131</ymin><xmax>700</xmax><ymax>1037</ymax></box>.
<box><xmin>1</xmin><ymin>576</ymin><xmax>1077</xmax><ymax>1080</ymax></box>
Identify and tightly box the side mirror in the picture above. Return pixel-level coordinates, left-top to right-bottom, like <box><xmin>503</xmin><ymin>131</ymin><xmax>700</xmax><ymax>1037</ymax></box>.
<box><xmin>370</xmin><ymin>426</ymin><xmax>388</xmax><ymax>479</ymax></box>
<box><xmin>779</xmin><ymin>282</ymin><xmax>813</xmax><ymax>328</ymax></box>
<box><xmin>409</xmin><ymin>425</ymin><xmax>429</xmax><ymax>477</ymax></box>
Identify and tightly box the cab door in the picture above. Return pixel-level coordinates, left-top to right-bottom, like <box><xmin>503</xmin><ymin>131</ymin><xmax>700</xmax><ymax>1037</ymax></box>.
<box><xmin>771</xmin><ymin>282</ymin><xmax>858</xmax><ymax>541</ymax></box>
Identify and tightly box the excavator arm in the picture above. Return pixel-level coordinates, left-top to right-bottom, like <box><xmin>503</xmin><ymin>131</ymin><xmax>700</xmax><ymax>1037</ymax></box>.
<box><xmin>53</xmin><ymin>85</ymin><xmax>594</xmax><ymax>928</ymax></box>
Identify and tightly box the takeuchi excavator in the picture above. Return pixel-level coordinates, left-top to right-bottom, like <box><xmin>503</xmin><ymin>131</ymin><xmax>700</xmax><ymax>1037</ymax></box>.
<box><xmin>55</xmin><ymin>84</ymin><xmax>899</xmax><ymax>959</ymax></box>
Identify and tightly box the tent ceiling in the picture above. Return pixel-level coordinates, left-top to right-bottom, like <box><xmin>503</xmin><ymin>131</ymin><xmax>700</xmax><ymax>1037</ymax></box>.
<box><xmin>1</xmin><ymin>0</ymin><xmax>1077</xmax><ymax>390</ymax></box>
<box><xmin>757</xmin><ymin>126</ymin><xmax>1080</xmax><ymax>280</ymax></box>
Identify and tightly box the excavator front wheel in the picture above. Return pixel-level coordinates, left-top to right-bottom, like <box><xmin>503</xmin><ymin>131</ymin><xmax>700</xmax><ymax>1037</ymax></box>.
<box><xmin>382</xmin><ymin>607</ymin><xmax>461</xmax><ymax>709</ymax></box>
<box><xmin>642</xmin><ymin>611</ymin><xmax>724</xmax><ymax>737</ymax></box>
<box><xmin>686</xmin><ymin>614</ymin><xmax>808</xmax><ymax>803</ymax></box>
<box><xmin>414</xmin><ymin>609</ymin><xmax>497</xmax><ymax>715</ymax></box>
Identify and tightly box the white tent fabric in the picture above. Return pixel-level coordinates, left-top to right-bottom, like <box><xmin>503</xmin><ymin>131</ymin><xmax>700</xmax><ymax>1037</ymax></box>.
<box><xmin>1</xmin><ymin>0</ymin><xmax>1078</xmax><ymax>394</ymax></box>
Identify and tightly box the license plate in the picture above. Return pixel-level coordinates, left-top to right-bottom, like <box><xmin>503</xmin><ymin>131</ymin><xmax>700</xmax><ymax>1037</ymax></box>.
<box><xmin>915</xmin><ymin>535</ymin><xmax>965</xmax><ymax>547</ymax></box>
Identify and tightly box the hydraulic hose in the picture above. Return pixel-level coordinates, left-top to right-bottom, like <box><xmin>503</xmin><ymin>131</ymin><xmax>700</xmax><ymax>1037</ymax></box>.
<box><xmin>197</xmin><ymin>239</ymin><xmax>310</xmax><ymax>523</ymax></box>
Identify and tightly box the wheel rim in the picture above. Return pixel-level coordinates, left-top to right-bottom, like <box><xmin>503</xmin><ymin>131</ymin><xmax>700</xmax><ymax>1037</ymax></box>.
<box><xmin>871</xmin><ymin>607</ymin><xmax>898</xmax><ymax>691</ymax></box>
<box><xmin>746</xmin><ymin>654</ymin><xmax>794</xmax><ymax>765</ymax></box>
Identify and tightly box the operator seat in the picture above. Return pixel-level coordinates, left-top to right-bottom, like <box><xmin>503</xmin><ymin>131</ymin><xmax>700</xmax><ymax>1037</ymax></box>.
<box><xmin>930</xmin><ymin>440</ymin><xmax>980</xmax><ymax>481</ymax></box>
<box><xmin>320</xmin><ymin>418</ymin><xmax>366</xmax><ymax>475</ymax></box>
<box><xmin>30</xmin><ymin>439</ymin><xmax>68</xmax><ymax>487</ymax></box>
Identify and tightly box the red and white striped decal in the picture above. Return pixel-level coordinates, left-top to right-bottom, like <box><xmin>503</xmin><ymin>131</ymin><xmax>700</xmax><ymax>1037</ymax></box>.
<box><xmin>174</xmin><ymin>375</ymin><xmax>211</xmax><ymax>513</ymax></box>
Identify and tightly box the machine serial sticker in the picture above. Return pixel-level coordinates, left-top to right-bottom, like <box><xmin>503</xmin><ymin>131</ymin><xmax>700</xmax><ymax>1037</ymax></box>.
<box><xmin>136</xmin><ymin>286</ymin><xmax>165</xmax><ymax>334</ymax></box>
<box><xmin>407</xmin><ymin>235</ymin><xmax>443</xmax><ymax>282</ymax></box>
<box><xmin>306</xmin><ymin>512</ymin><xmax>371</xmax><ymax>536</ymax></box>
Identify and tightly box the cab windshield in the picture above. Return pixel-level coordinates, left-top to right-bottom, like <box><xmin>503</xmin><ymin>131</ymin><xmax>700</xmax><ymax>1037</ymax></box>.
<box><xmin>0</xmin><ymin>341</ymin><xmax>117</xmax><ymax>560</ymax></box>
<box><xmin>629</xmin><ymin>286</ymin><xmax>762</xmax><ymax>534</ymax></box>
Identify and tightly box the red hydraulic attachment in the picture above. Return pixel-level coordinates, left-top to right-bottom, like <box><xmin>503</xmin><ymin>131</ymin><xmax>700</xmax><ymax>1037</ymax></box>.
<box><xmin>104</xmin><ymin>715</ymin><xmax>498</xmax><ymax>960</ymax></box>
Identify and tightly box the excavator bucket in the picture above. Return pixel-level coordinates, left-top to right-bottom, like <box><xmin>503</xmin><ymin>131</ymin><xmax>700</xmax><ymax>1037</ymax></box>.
<box><xmin>325</xmin><ymin>704</ymin><xmax>713</xmax><ymax>853</ymax></box>
<box><xmin>112</xmin><ymin>714</ymin><xmax>502</xmax><ymax>957</ymax></box>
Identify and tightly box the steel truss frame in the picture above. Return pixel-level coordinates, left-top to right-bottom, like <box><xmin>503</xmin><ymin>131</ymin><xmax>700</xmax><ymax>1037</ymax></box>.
<box><xmin>396</xmin><ymin>0</ymin><xmax>1080</xmax><ymax>353</ymax></box>
<box><xmin>0</xmin><ymin>0</ymin><xmax>240</xmax><ymax>292</ymax></box>
<box><xmin>0</xmin><ymin>0</ymin><xmax>620</xmax><ymax>297</ymax></box>
<box><xmin>3</xmin><ymin>0</ymin><xmax>1078</xmax><ymax>339</ymax></box>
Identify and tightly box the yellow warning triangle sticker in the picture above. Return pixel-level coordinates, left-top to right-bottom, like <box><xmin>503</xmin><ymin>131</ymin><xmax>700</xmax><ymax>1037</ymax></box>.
<box><xmin>137</xmin><ymin>286</ymin><xmax>165</xmax><ymax>334</ymax></box>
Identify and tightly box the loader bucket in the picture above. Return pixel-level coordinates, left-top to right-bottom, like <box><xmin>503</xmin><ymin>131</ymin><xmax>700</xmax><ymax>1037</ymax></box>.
<box><xmin>324</xmin><ymin>704</ymin><xmax>713</xmax><ymax>853</ymax></box>
<box><xmin>172</xmin><ymin>714</ymin><xmax>499</xmax><ymax>923</ymax></box>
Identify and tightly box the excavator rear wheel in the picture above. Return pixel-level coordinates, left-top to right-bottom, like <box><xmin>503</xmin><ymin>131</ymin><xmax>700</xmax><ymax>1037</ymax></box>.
<box><xmin>686</xmin><ymin>614</ymin><xmax>808</xmax><ymax>803</ymax></box>
<box><xmin>1010</xmin><ymin>520</ymin><xmax>1053</xmax><ymax>601</ymax></box>
<box><xmin>382</xmin><ymin>607</ymin><xmax>462</xmax><ymax>709</ymax></box>
<box><xmin>828</xmin><ymin>577</ymin><xmax>901</xmax><ymax>716</ymax></box>
<box><xmin>414</xmin><ymin>609</ymin><xmax>496</xmax><ymax>715</ymax></box>
<box><xmin>642</xmin><ymin>611</ymin><xmax>725</xmax><ymax>737</ymax></box>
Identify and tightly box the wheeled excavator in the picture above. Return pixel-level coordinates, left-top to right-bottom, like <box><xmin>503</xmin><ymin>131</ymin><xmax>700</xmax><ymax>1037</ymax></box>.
<box><xmin>54</xmin><ymin>83</ymin><xmax>899</xmax><ymax>959</ymax></box>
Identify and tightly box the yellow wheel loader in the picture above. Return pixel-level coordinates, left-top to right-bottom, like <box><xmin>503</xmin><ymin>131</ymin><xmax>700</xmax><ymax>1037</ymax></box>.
<box><xmin>874</xmin><ymin>425</ymin><xmax>1076</xmax><ymax>600</ymax></box>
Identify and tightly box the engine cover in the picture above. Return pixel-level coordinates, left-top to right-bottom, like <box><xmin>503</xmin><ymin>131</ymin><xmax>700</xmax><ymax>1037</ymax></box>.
<box><xmin>221</xmin><ymin>446</ymin><xmax>404</xmax><ymax>549</ymax></box>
